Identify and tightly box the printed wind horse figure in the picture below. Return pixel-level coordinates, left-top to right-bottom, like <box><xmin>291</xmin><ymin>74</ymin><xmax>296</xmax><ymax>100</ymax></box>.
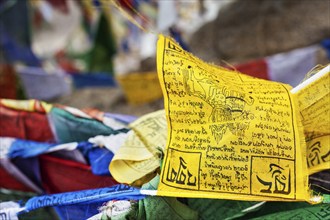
<box><xmin>256</xmin><ymin>163</ymin><xmax>291</xmax><ymax>195</ymax></box>
<box><xmin>182</xmin><ymin>65</ymin><xmax>255</xmax><ymax>144</ymax></box>
<box><xmin>307</xmin><ymin>141</ymin><xmax>330</xmax><ymax>168</ymax></box>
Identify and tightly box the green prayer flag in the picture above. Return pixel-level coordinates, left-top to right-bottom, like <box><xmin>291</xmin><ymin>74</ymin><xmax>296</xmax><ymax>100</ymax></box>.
<box><xmin>49</xmin><ymin>107</ymin><xmax>120</xmax><ymax>142</ymax></box>
<box><xmin>137</xmin><ymin>175</ymin><xmax>199</xmax><ymax>220</ymax></box>
<box><xmin>87</xmin><ymin>13</ymin><xmax>116</xmax><ymax>75</ymax></box>
<box><xmin>251</xmin><ymin>204</ymin><xmax>330</xmax><ymax>220</ymax></box>
<box><xmin>187</xmin><ymin>198</ymin><xmax>263</xmax><ymax>220</ymax></box>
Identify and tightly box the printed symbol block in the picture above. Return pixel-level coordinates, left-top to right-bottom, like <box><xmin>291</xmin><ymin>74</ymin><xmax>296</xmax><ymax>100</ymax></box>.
<box><xmin>162</xmin><ymin>148</ymin><xmax>201</xmax><ymax>190</ymax></box>
<box><xmin>307</xmin><ymin>140</ymin><xmax>330</xmax><ymax>168</ymax></box>
<box><xmin>251</xmin><ymin>156</ymin><xmax>295</xmax><ymax>199</ymax></box>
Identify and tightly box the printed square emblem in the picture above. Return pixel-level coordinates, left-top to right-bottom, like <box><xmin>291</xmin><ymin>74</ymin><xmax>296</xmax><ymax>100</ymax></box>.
<box><xmin>251</xmin><ymin>156</ymin><xmax>295</xmax><ymax>199</ymax></box>
<box><xmin>162</xmin><ymin>148</ymin><xmax>201</xmax><ymax>190</ymax></box>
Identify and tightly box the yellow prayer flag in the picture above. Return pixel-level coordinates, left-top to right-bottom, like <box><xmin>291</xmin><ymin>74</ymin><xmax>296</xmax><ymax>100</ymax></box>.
<box><xmin>292</xmin><ymin>65</ymin><xmax>330</xmax><ymax>134</ymax></box>
<box><xmin>110</xmin><ymin>110</ymin><xmax>167</xmax><ymax>184</ymax></box>
<box><xmin>0</xmin><ymin>99</ymin><xmax>52</xmax><ymax>113</ymax></box>
<box><xmin>291</xmin><ymin>65</ymin><xmax>330</xmax><ymax>174</ymax></box>
<box><xmin>156</xmin><ymin>35</ymin><xmax>310</xmax><ymax>202</ymax></box>
<box><xmin>116</xmin><ymin>72</ymin><xmax>163</xmax><ymax>105</ymax></box>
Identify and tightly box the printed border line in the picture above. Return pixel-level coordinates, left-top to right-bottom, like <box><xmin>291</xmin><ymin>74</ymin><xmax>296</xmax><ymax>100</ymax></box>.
<box><xmin>160</xmin><ymin>37</ymin><xmax>173</xmax><ymax>186</ymax></box>
<box><xmin>160</xmin><ymin>183</ymin><xmax>297</xmax><ymax>201</ymax></box>
<box><xmin>250</xmin><ymin>150</ymin><xmax>252</xmax><ymax>195</ymax></box>
<box><xmin>248</xmin><ymin>155</ymin><xmax>296</xmax><ymax>161</ymax></box>
<box><xmin>282</xmin><ymin>84</ymin><xmax>297</xmax><ymax>200</ymax></box>
<box><xmin>307</xmin><ymin>134</ymin><xmax>330</xmax><ymax>140</ymax></box>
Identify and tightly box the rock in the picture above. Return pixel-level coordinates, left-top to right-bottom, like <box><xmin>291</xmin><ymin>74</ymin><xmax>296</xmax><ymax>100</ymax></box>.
<box><xmin>190</xmin><ymin>0</ymin><xmax>330</xmax><ymax>63</ymax></box>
